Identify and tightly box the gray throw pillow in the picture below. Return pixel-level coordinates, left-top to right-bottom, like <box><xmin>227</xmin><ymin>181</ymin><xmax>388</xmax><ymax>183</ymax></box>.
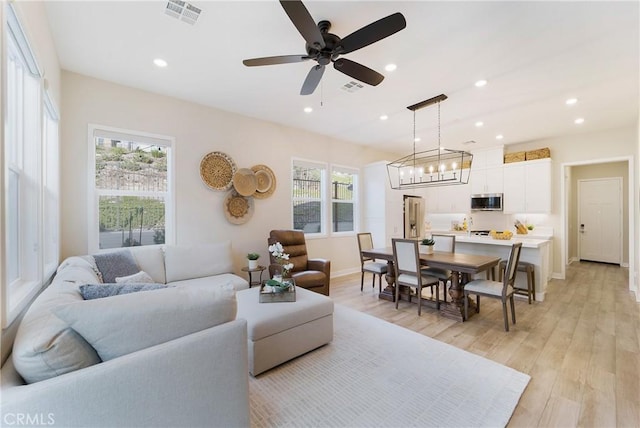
<box><xmin>93</xmin><ymin>250</ymin><xmax>139</xmax><ymax>283</ymax></box>
<box><xmin>79</xmin><ymin>283</ymin><xmax>168</xmax><ymax>300</ymax></box>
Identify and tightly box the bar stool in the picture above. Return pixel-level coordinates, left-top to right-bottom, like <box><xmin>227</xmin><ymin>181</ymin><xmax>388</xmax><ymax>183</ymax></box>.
<box><xmin>498</xmin><ymin>260</ymin><xmax>535</xmax><ymax>303</ymax></box>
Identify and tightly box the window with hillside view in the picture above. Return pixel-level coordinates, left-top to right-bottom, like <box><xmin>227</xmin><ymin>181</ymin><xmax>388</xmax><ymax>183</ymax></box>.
<box><xmin>331</xmin><ymin>166</ymin><xmax>357</xmax><ymax>233</ymax></box>
<box><xmin>291</xmin><ymin>160</ymin><xmax>358</xmax><ymax>235</ymax></box>
<box><xmin>292</xmin><ymin>160</ymin><xmax>326</xmax><ymax>234</ymax></box>
<box><xmin>90</xmin><ymin>127</ymin><xmax>174</xmax><ymax>251</ymax></box>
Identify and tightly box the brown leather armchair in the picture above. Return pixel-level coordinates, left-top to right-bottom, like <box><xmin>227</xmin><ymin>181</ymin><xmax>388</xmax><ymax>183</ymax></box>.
<box><xmin>267</xmin><ymin>230</ymin><xmax>331</xmax><ymax>296</ymax></box>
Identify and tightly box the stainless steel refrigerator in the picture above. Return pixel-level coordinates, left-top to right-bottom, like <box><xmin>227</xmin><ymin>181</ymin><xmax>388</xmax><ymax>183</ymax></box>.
<box><xmin>403</xmin><ymin>195</ymin><xmax>424</xmax><ymax>239</ymax></box>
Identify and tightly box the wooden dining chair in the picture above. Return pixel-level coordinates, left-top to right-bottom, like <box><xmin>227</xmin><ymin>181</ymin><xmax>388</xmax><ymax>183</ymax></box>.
<box><xmin>463</xmin><ymin>243</ymin><xmax>523</xmax><ymax>331</ymax></box>
<box><xmin>392</xmin><ymin>238</ymin><xmax>440</xmax><ymax>316</ymax></box>
<box><xmin>357</xmin><ymin>233</ymin><xmax>387</xmax><ymax>292</ymax></box>
<box><xmin>421</xmin><ymin>234</ymin><xmax>455</xmax><ymax>303</ymax></box>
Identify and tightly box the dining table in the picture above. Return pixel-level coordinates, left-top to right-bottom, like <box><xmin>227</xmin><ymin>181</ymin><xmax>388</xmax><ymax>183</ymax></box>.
<box><xmin>360</xmin><ymin>247</ymin><xmax>501</xmax><ymax>322</ymax></box>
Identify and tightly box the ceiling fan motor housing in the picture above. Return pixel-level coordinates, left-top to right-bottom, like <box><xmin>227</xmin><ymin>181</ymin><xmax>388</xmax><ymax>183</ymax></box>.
<box><xmin>305</xmin><ymin>21</ymin><xmax>341</xmax><ymax>65</ymax></box>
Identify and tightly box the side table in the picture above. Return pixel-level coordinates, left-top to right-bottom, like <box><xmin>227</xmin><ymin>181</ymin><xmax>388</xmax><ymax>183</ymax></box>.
<box><xmin>241</xmin><ymin>265</ymin><xmax>267</xmax><ymax>288</ymax></box>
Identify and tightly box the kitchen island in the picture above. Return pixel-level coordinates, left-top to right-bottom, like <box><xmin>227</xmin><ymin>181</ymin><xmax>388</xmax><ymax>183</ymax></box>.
<box><xmin>433</xmin><ymin>233</ymin><xmax>552</xmax><ymax>301</ymax></box>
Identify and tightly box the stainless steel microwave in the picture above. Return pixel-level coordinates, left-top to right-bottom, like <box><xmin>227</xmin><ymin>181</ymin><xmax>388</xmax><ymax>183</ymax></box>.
<box><xmin>471</xmin><ymin>193</ymin><xmax>503</xmax><ymax>211</ymax></box>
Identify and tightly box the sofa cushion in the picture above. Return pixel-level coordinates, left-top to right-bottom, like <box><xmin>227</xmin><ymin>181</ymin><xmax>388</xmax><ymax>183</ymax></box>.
<box><xmin>79</xmin><ymin>283</ymin><xmax>169</xmax><ymax>300</ymax></box>
<box><xmin>12</xmin><ymin>258</ymin><xmax>103</xmax><ymax>384</ymax></box>
<box><xmin>164</xmin><ymin>242</ymin><xmax>233</xmax><ymax>283</ymax></box>
<box><xmin>53</xmin><ymin>283</ymin><xmax>237</xmax><ymax>361</ymax></box>
<box><xmin>93</xmin><ymin>249</ymin><xmax>139</xmax><ymax>283</ymax></box>
<box><xmin>130</xmin><ymin>245</ymin><xmax>166</xmax><ymax>284</ymax></box>
<box><xmin>169</xmin><ymin>273</ymin><xmax>249</xmax><ymax>291</ymax></box>
<box><xmin>115</xmin><ymin>270</ymin><xmax>154</xmax><ymax>284</ymax></box>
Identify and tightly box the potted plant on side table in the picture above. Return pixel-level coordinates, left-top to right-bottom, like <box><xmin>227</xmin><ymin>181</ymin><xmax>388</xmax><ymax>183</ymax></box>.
<box><xmin>247</xmin><ymin>253</ymin><xmax>260</xmax><ymax>270</ymax></box>
<box><xmin>420</xmin><ymin>238</ymin><xmax>435</xmax><ymax>254</ymax></box>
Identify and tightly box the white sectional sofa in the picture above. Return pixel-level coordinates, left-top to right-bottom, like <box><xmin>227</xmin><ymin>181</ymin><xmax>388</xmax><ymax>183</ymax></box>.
<box><xmin>0</xmin><ymin>242</ymin><xmax>251</xmax><ymax>428</ymax></box>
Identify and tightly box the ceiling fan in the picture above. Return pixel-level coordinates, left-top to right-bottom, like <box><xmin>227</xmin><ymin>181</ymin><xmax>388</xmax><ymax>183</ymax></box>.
<box><xmin>243</xmin><ymin>0</ymin><xmax>406</xmax><ymax>95</ymax></box>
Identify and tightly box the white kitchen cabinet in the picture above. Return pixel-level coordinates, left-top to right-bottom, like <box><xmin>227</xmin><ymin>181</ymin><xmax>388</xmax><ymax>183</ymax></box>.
<box><xmin>470</xmin><ymin>146</ymin><xmax>504</xmax><ymax>195</ymax></box>
<box><xmin>503</xmin><ymin>159</ymin><xmax>551</xmax><ymax>213</ymax></box>
<box><xmin>471</xmin><ymin>146</ymin><xmax>504</xmax><ymax>169</ymax></box>
<box><xmin>470</xmin><ymin>167</ymin><xmax>503</xmax><ymax>195</ymax></box>
<box><xmin>421</xmin><ymin>182</ymin><xmax>470</xmax><ymax>213</ymax></box>
<box><xmin>363</xmin><ymin>161</ymin><xmax>404</xmax><ymax>248</ymax></box>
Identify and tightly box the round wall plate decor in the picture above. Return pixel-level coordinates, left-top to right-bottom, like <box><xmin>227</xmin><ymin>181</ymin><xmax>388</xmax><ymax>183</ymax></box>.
<box><xmin>251</xmin><ymin>164</ymin><xmax>276</xmax><ymax>199</ymax></box>
<box><xmin>224</xmin><ymin>191</ymin><xmax>254</xmax><ymax>225</ymax></box>
<box><xmin>232</xmin><ymin>168</ymin><xmax>257</xmax><ymax>196</ymax></box>
<box><xmin>200</xmin><ymin>151</ymin><xmax>237</xmax><ymax>191</ymax></box>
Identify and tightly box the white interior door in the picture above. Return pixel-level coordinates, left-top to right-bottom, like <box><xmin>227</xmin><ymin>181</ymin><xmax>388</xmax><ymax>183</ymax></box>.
<box><xmin>578</xmin><ymin>178</ymin><xmax>622</xmax><ymax>264</ymax></box>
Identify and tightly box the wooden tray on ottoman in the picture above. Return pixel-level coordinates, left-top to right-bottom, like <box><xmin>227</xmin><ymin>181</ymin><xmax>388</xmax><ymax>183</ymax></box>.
<box><xmin>259</xmin><ymin>280</ymin><xmax>296</xmax><ymax>303</ymax></box>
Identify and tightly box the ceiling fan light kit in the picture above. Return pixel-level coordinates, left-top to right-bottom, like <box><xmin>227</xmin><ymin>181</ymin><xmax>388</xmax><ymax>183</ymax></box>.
<box><xmin>242</xmin><ymin>0</ymin><xmax>406</xmax><ymax>95</ymax></box>
<box><xmin>387</xmin><ymin>94</ymin><xmax>474</xmax><ymax>189</ymax></box>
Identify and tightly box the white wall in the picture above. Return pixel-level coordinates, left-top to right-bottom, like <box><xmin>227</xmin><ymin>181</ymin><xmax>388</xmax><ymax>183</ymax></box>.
<box><xmin>507</xmin><ymin>127</ymin><xmax>637</xmax><ymax>281</ymax></box>
<box><xmin>60</xmin><ymin>71</ymin><xmax>397</xmax><ymax>276</ymax></box>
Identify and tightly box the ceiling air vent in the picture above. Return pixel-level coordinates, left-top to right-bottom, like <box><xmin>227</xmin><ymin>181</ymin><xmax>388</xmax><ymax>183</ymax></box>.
<box><xmin>341</xmin><ymin>81</ymin><xmax>364</xmax><ymax>93</ymax></box>
<box><xmin>165</xmin><ymin>0</ymin><xmax>201</xmax><ymax>25</ymax></box>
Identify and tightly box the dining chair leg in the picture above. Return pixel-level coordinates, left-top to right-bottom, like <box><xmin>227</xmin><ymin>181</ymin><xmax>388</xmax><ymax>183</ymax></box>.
<box><xmin>476</xmin><ymin>295</ymin><xmax>480</xmax><ymax>313</ymax></box>
<box><xmin>395</xmin><ymin>284</ymin><xmax>400</xmax><ymax>310</ymax></box>
<box><xmin>360</xmin><ymin>272</ymin><xmax>364</xmax><ymax>291</ymax></box>
<box><xmin>371</xmin><ymin>274</ymin><xmax>375</xmax><ymax>289</ymax></box>
<box><xmin>502</xmin><ymin>301</ymin><xmax>509</xmax><ymax>331</ymax></box>
<box><xmin>378</xmin><ymin>274</ymin><xmax>383</xmax><ymax>293</ymax></box>
<box><xmin>463</xmin><ymin>291</ymin><xmax>469</xmax><ymax>320</ymax></box>
<box><xmin>510</xmin><ymin>295</ymin><xmax>516</xmax><ymax>324</ymax></box>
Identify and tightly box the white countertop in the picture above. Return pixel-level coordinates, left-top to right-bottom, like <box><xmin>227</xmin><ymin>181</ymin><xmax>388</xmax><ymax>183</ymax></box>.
<box><xmin>453</xmin><ymin>234</ymin><xmax>550</xmax><ymax>249</ymax></box>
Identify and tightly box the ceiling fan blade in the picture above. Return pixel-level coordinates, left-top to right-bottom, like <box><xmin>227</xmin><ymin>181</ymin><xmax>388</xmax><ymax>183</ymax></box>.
<box><xmin>338</xmin><ymin>12</ymin><xmax>406</xmax><ymax>54</ymax></box>
<box><xmin>279</xmin><ymin>0</ymin><xmax>325</xmax><ymax>50</ymax></box>
<box><xmin>333</xmin><ymin>58</ymin><xmax>384</xmax><ymax>86</ymax></box>
<box><xmin>243</xmin><ymin>55</ymin><xmax>309</xmax><ymax>66</ymax></box>
<box><xmin>300</xmin><ymin>64</ymin><xmax>325</xmax><ymax>95</ymax></box>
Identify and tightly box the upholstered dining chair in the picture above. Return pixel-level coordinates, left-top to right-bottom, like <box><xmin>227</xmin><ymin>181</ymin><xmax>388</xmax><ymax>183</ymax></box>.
<box><xmin>392</xmin><ymin>238</ymin><xmax>440</xmax><ymax>316</ymax></box>
<box><xmin>267</xmin><ymin>230</ymin><xmax>331</xmax><ymax>296</ymax></box>
<box><xmin>421</xmin><ymin>234</ymin><xmax>455</xmax><ymax>303</ymax></box>
<box><xmin>356</xmin><ymin>233</ymin><xmax>387</xmax><ymax>293</ymax></box>
<box><xmin>463</xmin><ymin>243</ymin><xmax>523</xmax><ymax>331</ymax></box>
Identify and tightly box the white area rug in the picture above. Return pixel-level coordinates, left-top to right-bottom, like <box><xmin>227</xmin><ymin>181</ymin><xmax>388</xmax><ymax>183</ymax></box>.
<box><xmin>249</xmin><ymin>304</ymin><xmax>530</xmax><ymax>427</ymax></box>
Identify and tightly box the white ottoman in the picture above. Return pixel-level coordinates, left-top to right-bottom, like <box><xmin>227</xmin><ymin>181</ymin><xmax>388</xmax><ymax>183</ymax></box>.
<box><xmin>236</xmin><ymin>286</ymin><xmax>334</xmax><ymax>376</ymax></box>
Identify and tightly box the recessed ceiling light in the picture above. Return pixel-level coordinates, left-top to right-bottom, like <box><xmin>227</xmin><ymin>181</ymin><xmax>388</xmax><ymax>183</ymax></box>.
<box><xmin>380</xmin><ymin>115</ymin><xmax>388</xmax><ymax>121</ymax></box>
<box><xmin>496</xmin><ymin>134</ymin><xmax>504</xmax><ymax>140</ymax></box>
<box><xmin>566</xmin><ymin>98</ymin><xmax>578</xmax><ymax>105</ymax></box>
<box><xmin>475</xmin><ymin>121</ymin><xmax>484</xmax><ymax>127</ymax></box>
<box><xmin>414</xmin><ymin>137</ymin><xmax>421</xmax><ymax>142</ymax></box>
<box><xmin>385</xmin><ymin>64</ymin><xmax>397</xmax><ymax>72</ymax></box>
<box><xmin>575</xmin><ymin>117</ymin><xmax>585</xmax><ymax>124</ymax></box>
<box><xmin>475</xmin><ymin>79</ymin><xmax>487</xmax><ymax>87</ymax></box>
<box><xmin>153</xmin><ymin>58</ymin><xmax>168</xmax><ymax>68</ymax></box>
<box><xmin>303</xmin><ymin>107</ymin><xmax>313</xmax><ymax>113</ymax></box>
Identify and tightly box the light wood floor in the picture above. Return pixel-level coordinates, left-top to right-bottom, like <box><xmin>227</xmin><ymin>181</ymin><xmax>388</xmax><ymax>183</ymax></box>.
<box><xmin>330</xmin><ymin>261</ymin><xmax>640</xmax><ymax>427</ymax></box>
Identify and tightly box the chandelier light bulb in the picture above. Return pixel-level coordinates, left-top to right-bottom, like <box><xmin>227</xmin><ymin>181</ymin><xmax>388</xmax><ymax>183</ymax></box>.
<box><xmin>452</xmin><ymin>162</ymin><xmax>457</xmax><ymax>170</ymax></box>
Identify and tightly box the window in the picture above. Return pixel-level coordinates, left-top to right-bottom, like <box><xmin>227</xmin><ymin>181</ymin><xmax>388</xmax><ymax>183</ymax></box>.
<box><xmin>291</xmin><ymin>160</ymin><xmax>359</xmax><ymax>235</ymax></box>
<box><xmin>88</xmin><ymin>126</ymin><xmax>174</xmax><ymax>253</ymax></box>
<box><xmin>331</xmin><ymin>166</ymin><xmax>357</xmax><ymax>233</ymax></box>
<box><xmin>292</xmin><ymin>160</ymin><xmax>326</xmax><ymax>235</ymax></box>
<box><xmin>3</xmin><ymin>4</ymin><xmax>59</xmax><ymax>326</ymax></box>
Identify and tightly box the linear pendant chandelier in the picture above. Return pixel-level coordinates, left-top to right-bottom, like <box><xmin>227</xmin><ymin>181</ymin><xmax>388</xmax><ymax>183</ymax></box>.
<box><xmin>387</xmin><ymin>94</ymin><xmax>473</xmax><ymax>189</ymax></box>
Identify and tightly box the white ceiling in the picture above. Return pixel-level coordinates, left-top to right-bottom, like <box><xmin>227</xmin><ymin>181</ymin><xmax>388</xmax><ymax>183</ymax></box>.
<box><xmin>43</xmin><ymin>1</ymin><xmax>639</xmax><ymax>154</ymax></box>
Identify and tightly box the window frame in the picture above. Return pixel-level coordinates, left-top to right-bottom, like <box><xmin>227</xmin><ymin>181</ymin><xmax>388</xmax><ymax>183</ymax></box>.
<box><xmin>291</xmin><ymin>159</ymin><xmax>360</xmax><ymax>238</ymax></box>
<box><xmin>291</xmin><ymin>158</ymin><xmax>327</xmax><ymax>238</ymax></box>
<box><xmin>87</xmin><ymin>124</ymin><xmax>176</xmax><ymax>253</ymax></box>
<box><xmin>2</xmin><ymin>2</ymin><xmax>59</xmax><ymax>327</ymax></box>
<box><xmin>330</xmin><ymin>164</ymin><xmax>359</xmax><ymax>236</ymax></box>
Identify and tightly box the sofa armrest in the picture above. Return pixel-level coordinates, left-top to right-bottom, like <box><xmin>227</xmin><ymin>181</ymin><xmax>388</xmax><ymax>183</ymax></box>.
<box><xmin>308</xmin><ymin>258</ymin><xmax>331</xmax><ymax>277</ymax></box>
<box><xmin>1</xmin><ymin>319</ymin><xmax>249</xmax><ymax>428</ymax></box>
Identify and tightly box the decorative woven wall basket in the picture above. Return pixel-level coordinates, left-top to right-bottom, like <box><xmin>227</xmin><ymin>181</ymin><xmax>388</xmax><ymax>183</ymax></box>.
<box><xmin>525</xmin><ymin>147</ymin><xmax>551</xmax><ymax>160</ymax></box>
<box><xmin>504</xmin><ymin>151</ymin><xmax>526</xmax><ymax>164</ymax></box>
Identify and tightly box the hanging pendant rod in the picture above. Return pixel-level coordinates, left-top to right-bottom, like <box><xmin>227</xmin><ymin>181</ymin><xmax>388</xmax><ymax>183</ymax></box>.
<box><xmin>406</xmin><ymin>94</ymin><xmax>448</xmax><ymax>112</ymax></box>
